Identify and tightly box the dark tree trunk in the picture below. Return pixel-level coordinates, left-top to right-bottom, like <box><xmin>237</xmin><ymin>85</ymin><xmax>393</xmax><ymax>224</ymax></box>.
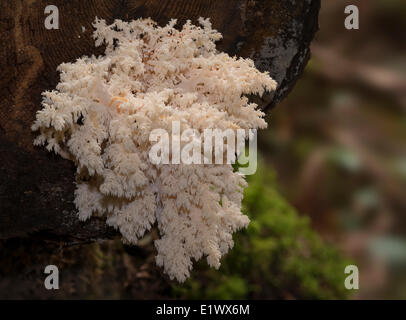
<box><xmin>0</xmin><ymin>0</ymin><xmax>320</xmax><ymax>242</ymax></box>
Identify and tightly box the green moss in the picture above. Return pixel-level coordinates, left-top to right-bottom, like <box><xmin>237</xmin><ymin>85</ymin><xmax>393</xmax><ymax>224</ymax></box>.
<box><xmin>173</xmin><ymin>159</ymin><xmax>350</xmax><ymax>299</ymax></box>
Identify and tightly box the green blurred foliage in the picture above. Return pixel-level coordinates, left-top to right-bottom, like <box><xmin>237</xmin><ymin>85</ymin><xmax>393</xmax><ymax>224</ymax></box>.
<box><xmin>173</xmin><ymin>160</ymin><xmax>350</xmax><ymax>299</ymax></box>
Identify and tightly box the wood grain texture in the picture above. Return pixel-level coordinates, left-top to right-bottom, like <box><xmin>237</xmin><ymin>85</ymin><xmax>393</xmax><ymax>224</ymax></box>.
<box><xmin>0</xmin><ymin>0</ymin><xmax>320</xmax><ymax>241</ymax></box>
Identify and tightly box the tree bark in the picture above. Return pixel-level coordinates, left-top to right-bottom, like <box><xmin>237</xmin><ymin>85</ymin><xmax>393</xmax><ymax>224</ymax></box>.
<box><xmin>0</xmin><ymin>0</ymin><xmax>320</xmax><ymax>241</ymax></box>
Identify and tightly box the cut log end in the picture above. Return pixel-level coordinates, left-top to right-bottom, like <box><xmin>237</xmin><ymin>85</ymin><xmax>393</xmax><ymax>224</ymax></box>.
<box><xmin>0</xmin><ymin>0</ymin><xmax>320</xmax><ymax>242</ymax></box>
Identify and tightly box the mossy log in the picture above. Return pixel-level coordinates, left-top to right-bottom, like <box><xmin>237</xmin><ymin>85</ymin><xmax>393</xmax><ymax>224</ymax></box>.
<box><xmin>0</xmin><ymin>0</ymin><xmax>320</xmax><ymax>241</ymax></box>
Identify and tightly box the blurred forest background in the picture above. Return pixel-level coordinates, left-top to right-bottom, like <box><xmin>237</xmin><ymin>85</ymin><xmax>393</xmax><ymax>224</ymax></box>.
<box><xmin>1</xmin><ymin>0</ymin><xmax>406</xmax><ymax>299</ymax></box>
<box><xmin>259</xmin><ymin>0</ymin><xmax>406</xmax><ymax>299</ymax></box>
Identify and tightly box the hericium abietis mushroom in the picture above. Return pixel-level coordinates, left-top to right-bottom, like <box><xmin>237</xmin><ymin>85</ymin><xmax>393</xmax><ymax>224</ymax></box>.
<box><xmin>32</xmin><ymin>17</ymin><xmax>277</xmax><ymax>282</ymax></box>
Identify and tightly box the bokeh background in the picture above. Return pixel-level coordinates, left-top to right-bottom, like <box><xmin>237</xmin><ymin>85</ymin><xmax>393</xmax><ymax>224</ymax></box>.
<box><xmin>260</xmin><ymin>0</ymin><xmax>406</xmax><ymax>299</ymax></box>
<box><xmin>1</xmin><ymin>0</ymin><xmax>405</xmax><ymax>299</ymax></box>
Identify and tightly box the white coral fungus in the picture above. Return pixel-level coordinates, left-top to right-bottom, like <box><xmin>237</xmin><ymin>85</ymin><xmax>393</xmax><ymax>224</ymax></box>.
<box><xmin>32</xmin><ymin>17</ymin><xmax>277</xmax><ymax>282</ymax></box>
